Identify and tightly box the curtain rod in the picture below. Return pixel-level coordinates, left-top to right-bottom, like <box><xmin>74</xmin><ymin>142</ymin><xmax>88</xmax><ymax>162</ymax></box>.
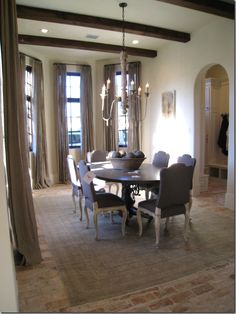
<box><xmin>53</xmin><ymin>62</ymin><xmax>90</xmax><ymax>67</ymax></box>
<box><xmin>20</xmin><ymin>52</ymin><xmax>41</xmax><ymax>62</ymax></box>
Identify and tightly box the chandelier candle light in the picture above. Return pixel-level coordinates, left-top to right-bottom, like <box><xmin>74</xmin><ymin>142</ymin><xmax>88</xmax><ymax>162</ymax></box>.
<box><xmin>100</xmin><ymin>2</ymin><xmax>150</xmax><ymax>126</ymax></box>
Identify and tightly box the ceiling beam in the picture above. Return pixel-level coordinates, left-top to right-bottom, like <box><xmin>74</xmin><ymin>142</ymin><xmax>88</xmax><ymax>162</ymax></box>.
<box><xmin>157</xmin><ymin>0</ymin><xmax>234</xmax><ymax>19</ymax></box>
<box><xmin>17</xmin><ymin>5</ymin><xmax>190</xmax><ymax>43</ymax></box>
<box><xmin>18</xmin><ymin>35</ymin><xmax>158</xmax><ymax>58</ymax></box>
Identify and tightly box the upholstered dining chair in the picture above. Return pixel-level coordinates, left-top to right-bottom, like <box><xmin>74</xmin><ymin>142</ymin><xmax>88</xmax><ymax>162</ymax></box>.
<box><xmin>67</xmin><ymin>155</ymin><xmax>83</xmax><ymax>220</ymax></box>
<box><xmin>67</xmin><ymin>155</ymin><xmax>106</xmax><ymax>221</ymax></box>
<box><xmin>142</xmin><ymin>150</ymin><xmax>170</xmax><ymax>199</ymax></box>
<box><xmin>78</xmin><ymin>160</ymin><xmax>127</xmax><ymax>240</ymax></box>
<box><xmin>137</xmin><ymin>163</ymin><xmax>193</xmax><ymax>246</ymax></box>
<box><xmin>177</xmin><ymin>154</ymin><xmax>197</xmax><ymax>216</ymax></box>
<box><xmin>87</xmin><ymin>149</ymin><xmax>120</xmax><ymax>195</ymax></box>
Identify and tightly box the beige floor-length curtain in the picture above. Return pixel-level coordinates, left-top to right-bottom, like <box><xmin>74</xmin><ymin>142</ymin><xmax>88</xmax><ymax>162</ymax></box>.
<box><xmin>0</xmin><ymin>0</ymin><xmax>42</xmax><ymax>265</ymax></box>
<box><xmin>32</xmin><ymin>59</ymin><xmax>51</xmax><ymax>189</ymax></box>
<box><xmin>103</xmin><ymin>64</ymin><xmax>118</xmax><ymax>151</ymax></box>
<box><xmin>80</xmin><ymin>65</ymin><xmax>94</xmax><ymax>159</ymax></box>
<box><xmin>54</xmin><ymin>63</ymin><xmax>68</xmax><ymax>183</ymax></box>
<box><xmin>128</xmin><ymin>62</ymin><xmax>141</xmax><ymax>151</ymax></box>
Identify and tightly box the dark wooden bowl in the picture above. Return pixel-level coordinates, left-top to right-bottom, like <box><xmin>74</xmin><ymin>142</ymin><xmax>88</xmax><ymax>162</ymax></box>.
<box><xmin>110</xmin><ymin>157</ymin><xmax>146</xmax><ymax>170</ymax></box>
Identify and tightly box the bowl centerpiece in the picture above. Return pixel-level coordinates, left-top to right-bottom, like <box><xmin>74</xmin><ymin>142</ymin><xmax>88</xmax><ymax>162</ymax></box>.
<box><xmin>108</xmin><ymin>150</ymin><xmax>146</xmax><ymax>170</ymax></box>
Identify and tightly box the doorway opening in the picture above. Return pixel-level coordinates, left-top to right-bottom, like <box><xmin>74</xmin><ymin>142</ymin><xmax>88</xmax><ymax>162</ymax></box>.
<box><xmin>194</xmin><ymin>64</ymin><xmax>229</xmax><ymax>195</ymax></box>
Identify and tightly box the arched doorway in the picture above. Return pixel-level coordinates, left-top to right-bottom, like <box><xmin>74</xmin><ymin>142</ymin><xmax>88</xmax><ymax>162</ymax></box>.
<box><xmin>194</xmin><ymin>64</ymin><xmax>229</xmax><ymax>195</ymax></box>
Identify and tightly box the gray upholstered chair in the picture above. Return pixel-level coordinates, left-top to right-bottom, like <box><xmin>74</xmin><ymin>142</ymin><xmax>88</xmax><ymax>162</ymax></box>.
<box><xmin>87</xmin><ymin>150</ymin><xmax>120</xmax><ymax>195</ymax></box>
<box><xmin>177</xmin><ymin>154</ymin><xmax>196</xmax><ymax>215</ymax></box>
<box><xmin>137</xmin><ymin>163</ymin><xmax>193</xmax><ymax>246</ymax></box>
<box><xmin>142</xmin><ymin>151</ymin><xmax>170</xmax><ymax>199</ymax></box>
<box><xmin>78</xmin><ymin>160</ymin><xmax>127</xmax><ymax>240</ymax></box>
<box><xmin>67</xmin><ymin>155</ymin><xmax>83</xmax><ymax>220</ymax></box>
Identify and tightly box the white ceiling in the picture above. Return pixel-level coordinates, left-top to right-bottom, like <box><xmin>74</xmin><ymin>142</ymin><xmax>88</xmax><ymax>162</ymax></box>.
<box><xmin>16</xmin><ymin>0</ymin><xmax>228</xmax><ymax>62</ymax></box>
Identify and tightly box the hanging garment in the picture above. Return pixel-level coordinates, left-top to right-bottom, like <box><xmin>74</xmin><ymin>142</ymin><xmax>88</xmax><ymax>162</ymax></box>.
<box><xmin>217</xmin><ymin>114</ymin><xmax>228</xmax><ymax>156</ymax></box>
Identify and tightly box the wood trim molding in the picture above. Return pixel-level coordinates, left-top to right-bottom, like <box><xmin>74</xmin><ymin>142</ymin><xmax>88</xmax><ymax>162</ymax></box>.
<box><xmin>18</xmin><ymin>35</ymin><xmax>158</xmax><ymax>58</ymax></box>
<box><xmin>157</xmin><ymin>0</ymin><xmax>234</xmax><ymax>19</ymax></box>
<box><xmin>17</xmin><ymin>5</ymin><xmax>190</xmax><ymax>43</ymax></box>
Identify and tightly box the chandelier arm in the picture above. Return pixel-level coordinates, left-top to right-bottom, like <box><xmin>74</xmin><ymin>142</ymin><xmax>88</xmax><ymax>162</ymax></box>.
<box><xmin>102</xmin><ymin>97</ymin><xmax>119</xmax><ymax>126</ymax></box>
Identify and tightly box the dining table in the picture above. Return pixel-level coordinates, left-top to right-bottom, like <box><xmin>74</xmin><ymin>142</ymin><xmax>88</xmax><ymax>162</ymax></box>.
<box><xmin>90</xmin><ymin>161</ymin><xmax>161</xmax><ymax>218</ymax></box>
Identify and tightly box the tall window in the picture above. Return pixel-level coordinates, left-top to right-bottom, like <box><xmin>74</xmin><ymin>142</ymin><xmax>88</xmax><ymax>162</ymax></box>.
<box><xmin>25</xmin><ymin>65</ymin><xmax>33</xmax><ymax>151</ymax></box>
<box><xmin>115</xmin><ymin>71</ymin><xmax>129</xmax><ymax>147</ymax></box>
<box><xmin>66</xmin><ymin>72</ymin><xmax>81</xmax><ymax>148</ymax></box>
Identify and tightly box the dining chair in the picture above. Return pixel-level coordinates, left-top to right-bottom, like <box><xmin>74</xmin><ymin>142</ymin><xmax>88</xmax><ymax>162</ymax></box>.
<box><xmin>177</xmin><ymin>154</ymin><xmax>197</xmax><ymax>216</ymax></box>
<box><xmin>78</xmin><ymin>160</ymin><xmax>127</xmax><ymax>240</ymax></box>
<box><xmin>67</xmin><ymin>155</ymin><xmax>83</xmax><ymax>220</ymax></box>
<box><xmin>87</xmin><ymin>149</ymin><xmax>120</xmax><ymax>195</ymax></box>
<box><xmin>137</xmin><ymin>163</ymin><xmax>193</xmax><ymax>247</ymax></box>
<box><xmin>67</xmin><ymin>155</ymin><xmax>106</xmax><ymax>221</ymax></box>
<box><xmin>141</xmin><ymin>150</ymin><xmax>170</xmax><ymax>199</ymax></box>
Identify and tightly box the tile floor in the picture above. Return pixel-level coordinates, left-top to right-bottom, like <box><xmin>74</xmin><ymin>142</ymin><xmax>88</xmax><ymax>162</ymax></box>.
<box><xmin>16</xmin><ymin>177</ymin><xmax>235</xmax><ymax>313</ymax></box>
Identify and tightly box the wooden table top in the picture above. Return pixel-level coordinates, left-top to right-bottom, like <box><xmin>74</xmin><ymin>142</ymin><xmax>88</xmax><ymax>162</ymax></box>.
<box><xmin>90</xmin><ymin>162</ymin><xmax>161</xmax><ymax>185</ymax></box>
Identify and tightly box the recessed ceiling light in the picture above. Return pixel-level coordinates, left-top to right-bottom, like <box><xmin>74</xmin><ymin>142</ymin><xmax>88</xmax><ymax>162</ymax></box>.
<box><xmin>41</xmin><ymin>28</ymin><xmax>48</xmax><ymax>34</ymax></box>
<box><xmin>132</xmin><ymin>39</ymin><xmax>139</xmax><ymax>45</ymax></box>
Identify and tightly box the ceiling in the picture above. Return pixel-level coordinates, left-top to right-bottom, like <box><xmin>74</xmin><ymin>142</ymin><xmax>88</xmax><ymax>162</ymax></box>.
<box><xmin>16</xmin><ymin>0</ymin><xmax>234</xmax><ymax>62</ymax></box>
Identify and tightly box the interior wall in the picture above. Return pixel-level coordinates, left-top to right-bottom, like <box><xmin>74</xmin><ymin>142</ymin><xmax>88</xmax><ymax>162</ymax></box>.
<box><xmin>138</xmin><ymin>18</ymin><xmax>234</xmax><ymax>208</ymax></box>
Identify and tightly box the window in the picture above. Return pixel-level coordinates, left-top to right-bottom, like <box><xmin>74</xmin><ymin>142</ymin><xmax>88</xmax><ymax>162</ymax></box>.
<box><xmin>115</xmin><ymin>71</ymin><xmax>129</xmax><ymax>147</ymax></box>
<box><xmin>66</xmin><ymin>72</ymin><xmax>81</xmax><ymax>148</ymax></box>
<box><xmin>25</xmin><ymin>65</ymin><xmax>33</xmax><ymax>151</ymax></box>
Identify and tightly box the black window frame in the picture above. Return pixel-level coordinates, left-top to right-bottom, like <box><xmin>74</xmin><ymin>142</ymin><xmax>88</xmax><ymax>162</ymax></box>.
<box><xmin>66</xmin><ymin>72</ymin><xmax>81</xmax><ymax>149</ymax></box>
<box><xmin>116</xmin><ymin>70</ymin><xmax>129</xmax><ymax>148</ymax></box>
<box><xmin>25</xmin><ymin>65</ymin><xmax>33</xmax><ymax>151</ymax></box>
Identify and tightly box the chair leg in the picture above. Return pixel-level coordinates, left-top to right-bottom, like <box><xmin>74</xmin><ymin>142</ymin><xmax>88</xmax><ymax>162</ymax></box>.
<box><xmin>72</xmin><ymin>193</ymin><xmax>76</xmax><ymax>213</ymax></box>
<box><xmin>154</xmin><ymin>209</ymin><xmax>161</xmax><ymax>246</ymax></box>
<box><xmin>137</xmin><ymin>208</ymin><xmax>143</xmax><ymax>236</ymax></box>
<box><xmin>189</xmin><ymin>193</ymin><xmax>193</xmax><ymax>222</ymax></box>
<box><xmin>184</xmin><ymin>204</ymin><xmax>190</xmax><ymax>241</ymax></box>
<box><xmin>94</xmin><ymin>212</ymin><xmax>99</xmax><ymax>240</ymax></box>
<box><xmin>84</xmin><ymin>206</ymin><xmax>89</xmax><ymax>229</ymax></box>
<box><xmin>121</xmin><ymin>209</ymin><xmax>127</xmax><ymax>236</ymax></box>
<box><xmin>78</xmin><ymin>191</ymin><xmax>83</xmax><ymax>221</ymax></box>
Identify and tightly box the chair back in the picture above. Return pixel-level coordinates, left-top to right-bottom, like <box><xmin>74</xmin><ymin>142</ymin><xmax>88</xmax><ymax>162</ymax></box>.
<box><xmin>177</xmin><ymin>154</ymin><xmax>196</xmax><ymax>189</ymax></box>
<box><xmin>177</xmin><ymin>154</ymin><xmax>196</xmax><ymax>167</ymax></box>
<box><xmin>78</xmin><ymin>160</ymin><xmax>96</xmax><ymax>202</ymax></box>
<box><xmin>152</xmin><ymin>151</ymin><xmax>170</xmax><ymax>168</ymax></box>
<box><xmin>157</xmin><ymin>163</ymin><xmax>192</xmax><ymax>209</ymax></box>
<box><xmin>67</xmin><ymin>155</ymin><xmax>80</xmax><ymax>187</ymax></box>
<box><xmin>87</xmin><ymin>150</ymin><xmax>107</xmax><ymax>163</ymax></box>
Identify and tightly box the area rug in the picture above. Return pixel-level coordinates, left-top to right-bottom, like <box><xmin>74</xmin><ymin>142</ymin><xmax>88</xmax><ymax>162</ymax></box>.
<box><xmin>33</xmin><ymin>183</ymin><xmax>234</xmax><ymax>306</ymax></box>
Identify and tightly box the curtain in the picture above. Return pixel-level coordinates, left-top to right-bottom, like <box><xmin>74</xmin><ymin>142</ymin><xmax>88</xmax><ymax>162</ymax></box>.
<box><xmin>32</xmin><ymin>59</ymin><xmax>51</xmax><ymax>188</ymax></box>
<box><xmin>54</xmin><ymin>64</ymin><xmax>68</xmax><ymax>183</ymax></box>
<box><xmin>103</xmin><ymin>64</ymin><xmax>118</xmax><ymax>151</ymax></box>
<box><xmin>80</xmin><ymin>65</ymin><xmax>94</xmax><ymax>159</ymax></box>
<box><xmin>0</xmin><ymin>0</ymin><xmax>42</xmax><ymax>265</ymax></box>
<box><xmin>128</xmin><ymin>62</ymin><xmax>141</xmax><ymax>152</ymax></box>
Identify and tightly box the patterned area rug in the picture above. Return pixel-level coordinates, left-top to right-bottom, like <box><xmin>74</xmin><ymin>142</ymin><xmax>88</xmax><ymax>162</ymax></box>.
<box><xmin>33</xmin><ymin>181</ymin><xmax>234</xmax><ymax>306</ymax></box>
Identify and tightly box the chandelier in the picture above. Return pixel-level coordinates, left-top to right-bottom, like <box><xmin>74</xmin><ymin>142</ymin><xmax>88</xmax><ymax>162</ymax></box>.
<box><xmin>100</xmin><ymin>2</ymin><xmax>150</xmax><ymax>126</ymax></box>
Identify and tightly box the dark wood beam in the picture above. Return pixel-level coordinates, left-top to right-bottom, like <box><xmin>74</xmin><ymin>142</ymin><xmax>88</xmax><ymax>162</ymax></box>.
<box><xmin>157</xmin><ymin>0</ymin><xmax>234</xmax><ymax>19</ymax></box>
<box><xmin>18</xmin><ymin>35</ymin><xmax>157</xmax><ymax>58</ymax></box>
<box><xmin>17</xmin><ymin>5</ymin><xmax>190</xmax><ymax>43</ymax></box>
